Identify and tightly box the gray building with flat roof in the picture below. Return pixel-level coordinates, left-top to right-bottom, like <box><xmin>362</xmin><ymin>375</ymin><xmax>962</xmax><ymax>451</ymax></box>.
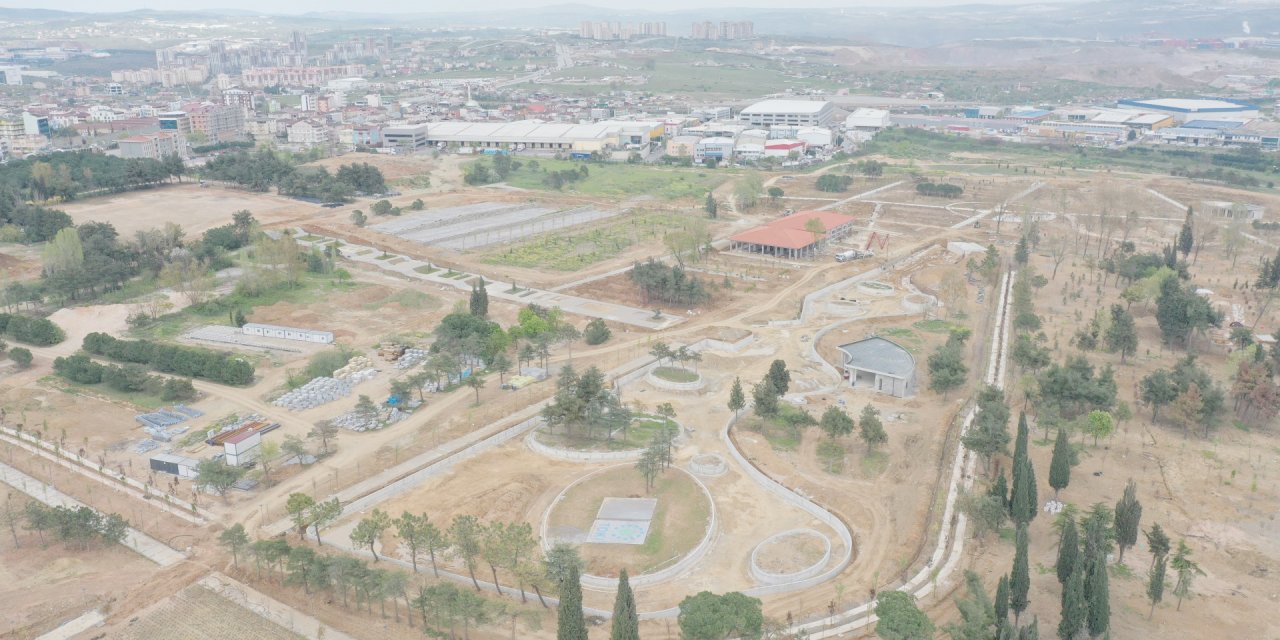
<box><xmin>837</xmin><ymin>336</ymin><xmax>916</xmax><ymax>398</ymax></box>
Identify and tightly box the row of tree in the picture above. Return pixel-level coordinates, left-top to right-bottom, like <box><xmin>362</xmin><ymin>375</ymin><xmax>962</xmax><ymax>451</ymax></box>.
<box><xmin>0</xmin><ymin>191</ymin><xmax>73</xmax><ymax>243</ymax></box>
<box><xmin>82</xmin><ymin>332</ymin><xmax>255</xmax><ymax>386</ymax></box>
<box><xmin>916</xmin><ymin>181</ymin><xmax>965</xmax><ymax>198</ymax></box>
<box><xmin>52</xmin><ymin>354</ymin><xmax>197</xmax><ymax>400</ymax></box>
<box><xmin>0</xmin><ymin>150</ymin><xmax>185</xmax><ymax>202</ymax></box>
<box><xmin>628</xmin><ymin>259</ymin><xmax>712</xmax><ymax>306</ymax></box>
<box><xmin>2</xmin><ymin>498</ymin><xmax>128</xmax><ymax>551</ymax></box>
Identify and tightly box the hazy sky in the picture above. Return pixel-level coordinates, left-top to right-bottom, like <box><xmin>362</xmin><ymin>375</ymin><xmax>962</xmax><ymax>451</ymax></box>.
<box><xmin>22</xmin><ymin>0</ymin><xmax>1054</xmax><ymax>14</ymax></box>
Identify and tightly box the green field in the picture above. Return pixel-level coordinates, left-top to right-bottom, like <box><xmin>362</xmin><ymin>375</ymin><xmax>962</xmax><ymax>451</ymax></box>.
<box><xmin>484</xmin><ymin>158</ymin><xmax>725</xmax><ymax>199</ymax></box>
<box><xmin>653</xmin><ymin>366</ymin><xmax>699</xmax><ymax>383</ymax></box>
<box><xmin>480</xmin><ymin>211</ymin><xmax>702</xmax><ymax>271</ymax></box>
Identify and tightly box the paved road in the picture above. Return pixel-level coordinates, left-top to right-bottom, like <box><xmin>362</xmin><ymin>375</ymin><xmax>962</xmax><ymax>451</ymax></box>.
<box><xmin>35</xmin><ymin>610</ymin><xmax>104</xmax><ymax>640</ymax></box>
<box><xmin>0</xmin><ymin>461</ymin><xmax>185</xmax><ymax>566</ymax></box>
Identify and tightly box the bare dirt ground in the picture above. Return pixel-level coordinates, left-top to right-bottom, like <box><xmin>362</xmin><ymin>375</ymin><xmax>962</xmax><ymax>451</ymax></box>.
<box><xmin>0</xmin><ymin>519</ymin><xmax>159</xmax><ymax>639</ymax></box>
<box><xmin>113</xmin><ymin>583</ymin><xmax>305</xmax><ymax>640</ymax></box>
<box><xmin>56</xmin><ymin>185</ymin><xmax>309</xmax><ymax>237</ymax></box>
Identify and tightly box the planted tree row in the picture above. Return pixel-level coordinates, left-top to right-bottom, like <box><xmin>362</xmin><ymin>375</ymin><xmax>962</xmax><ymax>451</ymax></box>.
<box><xmin>0</xmin><ymin>312</ymin><xmax>64</xmax><ymax>346</ymax></box>
<box><xmin>82</xmin><ymin>332</ymin><xmax>255</xmax><ymax>386</ymax></box>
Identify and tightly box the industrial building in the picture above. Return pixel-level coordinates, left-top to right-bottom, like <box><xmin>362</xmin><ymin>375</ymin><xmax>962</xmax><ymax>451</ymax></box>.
<box><xmin>1117</xmin><ymin>98</ymin><xmax>1259</xmax><ymax>122</ymax></box>
<box><xmin>739</xmin><ymin>100</ymin><xmax>836</xmax><ymax>128</ymax></box>
<box><xmin>837</xmin><ymin>337</ymin><xmax>917</xmax><ymax>398</ymax></box>
<box><xmin>729</xmin><ymin>210</ymin><xmax>857</xmax><ymax>259</ymax></box>
<box><xmin>384</xmin><ymin>120</ymin><xmax>663</xmax><ymax>154</ymax></box>
<box><xmin>242</xmin><ymin>323</ymin><xmax>334</xmax><ymax>344</ymax></box>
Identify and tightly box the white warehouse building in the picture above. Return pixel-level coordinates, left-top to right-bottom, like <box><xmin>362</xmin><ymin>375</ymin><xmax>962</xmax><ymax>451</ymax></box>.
<box><xmin>242</xmin><ymin>323</ymin><xmax>334</xmax><ymax>344</ymax></box>
<box><xmin>739</xmin><ymin>99</ymin><xmax>836</xmax><ymax>128</ymax></box>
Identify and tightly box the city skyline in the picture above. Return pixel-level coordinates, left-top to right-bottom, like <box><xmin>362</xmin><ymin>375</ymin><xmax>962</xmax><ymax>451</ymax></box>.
<box><xmin>10</xmin><ymin>0</ymin><xmax>1063</xmax><ymax>15</ymax></box>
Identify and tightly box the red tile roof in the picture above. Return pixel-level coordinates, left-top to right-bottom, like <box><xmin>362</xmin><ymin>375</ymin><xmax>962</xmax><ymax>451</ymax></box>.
<box><xmin>729</xmin><ymin>210</ymin><xmax>856</xmax><ymax>249</ymax></box>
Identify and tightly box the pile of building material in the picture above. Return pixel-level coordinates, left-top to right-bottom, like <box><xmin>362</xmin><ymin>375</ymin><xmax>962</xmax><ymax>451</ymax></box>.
<box><xmin>135</xmin><ymin>405</ymin><xmax>204</xmax><ymax>442</ymax></box>
<box><xmin>333</xmin><ymin>356</ymin><xmax>376</xmax><ymax>379</ymax></box>
<box><xmin>330</xmin><ymin>406</ymin><xmax>409</xmax><ymax>432</ymax></box>
<box><xmin>378</xmin><ymin>344</ymin><xmax>408</xmax><ymax>361</ymax></box>
<box><xmin>273</xmin><ymin>377</ymin><xmax>359</xmax><ymax>411</ymax></box>
<box><xmin>395</xmin><ymin>348</ymin><xmax>429</xmax><ymax>369</ymax></box>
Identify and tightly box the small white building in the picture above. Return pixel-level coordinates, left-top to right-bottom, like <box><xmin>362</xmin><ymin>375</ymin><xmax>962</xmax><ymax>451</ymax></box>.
<box><xmin>844</xmin><ymin>108</ymin><xmax>890</xmax><ymax>132</ymax></box>
<box><xmin>838</xmin><ymin>337</ymin><xmax>917</xmax><ymax>398</ymax></box>
<box><xmin>242</xmin><ymin>323</ymin><xmax>334</xmax><ymax>344</ymax></box>
<box><xmin>1201</xmin><ymin>200</ymin><xmax>1265</xmax><ymax>221</ymax></box>
<box><xmin>695</xmin><ymin>136</ymin><xmax>736</xmax><ymax>163</ymax></box>
<box><xmin>149</xmin><ymin>453</ymin><xmax>201</xmax><ymax>479</ymax></box>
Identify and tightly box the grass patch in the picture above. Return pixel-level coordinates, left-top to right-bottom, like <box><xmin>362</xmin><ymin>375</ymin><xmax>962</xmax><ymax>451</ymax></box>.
<box><xmin>481</xmin><ymin>211</ymin><xmax>703</xmax><ymax>271</ymax></box>
<box><xmin>739</xmin><ymin>404</ymin><xmax>815</xmax><ymax>452</ymax></box>
<box><xmin>539</xmin><ymin>414</ymin><xmax>677</xmax><ymax>451</ymax></box>
<box><xmin>816</xmin><ymin>439</ymin><xmax>846</xmax><ymax>474</ymax></box>
<box><xmin>652</xmin><ymin>366</ymin><xmax>699</xmax><ymax>383</ymax></box>
<box><xmin>913</xmin><ymin>319</ymin><xmax>966</xmax><ymax>333</ymax></box>
<box><xmin>365</xmin><ymin>289</ymin><xmax>438</xmax><ymax>311</ymax></box>
<box><xmin>131</xmin><ymin>273</ymin><xmax>359</xmax><ymax>340</ymax></box>
<box><xmin>298</xmin><ymin>234</ymin><xmax>323</xmax><ymax>242</ymax></box>
<box><xmin>40</xmin><ymin>375</ymin><xmax>168</xmax><ymax>411</ymax></box>
<box><xmin>860</xmin><ymin>450</ymin><xmax>889</xmax><ymax>477</ymax></box>
<box><xmin>413</xmin><ymin>265</ymin><xmax>439</xmax><ymax>275</ymax></box>
<box><xmin>475</xmin><ymin>157</ymin><xmax>726</xmax><ymax>200</ymax></box>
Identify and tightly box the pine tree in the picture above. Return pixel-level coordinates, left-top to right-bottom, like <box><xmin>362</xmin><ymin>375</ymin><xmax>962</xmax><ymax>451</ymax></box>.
<box><xmin>1010</xmin><ymin>523</ymin><xmax>1030</xmax><ymax>624</ymax></box>
<box><xmin>766</xmin><ymin>359</ymin><xmax>790</xmax><ymax>395</ymax></box>
<box><xmin>557</xmin><ymin>564</ymin><xmax>588</xmax><ymax>640</ymax></box>
<box><xmin>1147</xmin><ymin>552</ymin><xmax>1167</xmax><ymax>620</ymax></box>
<box><xmin>1171</xmin><ymin>540</ymin><xmax>1203</xmax><ymax>612</ymax></box>
<box><xmin>1056</xmin><ymin>519</ymin><xmax>1079</xmax><ymax>586</ymax></box>
<box><xmin>1058</xmin><ymin>562</ymin><xmax>1086</xmax><ymax>640</ymax></box>
<box><xmin>1085</xmin><ymin>553</ymin><xmax>1110</xmax><ymax>638</ymax></box>
<box><xmin>1049</xmin><ymin>428</ymin><xmax>1071</xmax><ymax>499</ymax></box>
<box><xmin>994</xmin><ymin>574</ymin><xmax>1010</xmax><ymax>625</ymax></box>
<box><xmin>1113</xmin><ymin>479</ymin><xmax>1142</xmax><ymax>564</ymax></box>
<box><xmin>1014</xmin><ymin>235</ymin><xmax>1029</xmax><ymax>266</ymax></box>
<box><xmin>727</xmin><ymin>377</ymin><xmax>745</xmax><ymax>416</ymax></box>
<box><xmin>1146</xmin><ymin>523</ymin><xmax>1170</xmax><ymax>572</ymax></box>
<box><xmin>610</xmin><ymin>568</ymin><xmax>639</xmax><ymax>640</ymax></box>
<box><xmin>989</xmin><ymin>473</ymin><xmax>1010</xmax><ymax>512</ymax></box>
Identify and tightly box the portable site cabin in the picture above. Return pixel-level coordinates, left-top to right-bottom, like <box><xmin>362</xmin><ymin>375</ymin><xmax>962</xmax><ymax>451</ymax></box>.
<box><xmin>241</xmin><ymin>322</ymin><xmax>334</xmax><ymax>344</ymax></box>
<box><xmin>149</xmin><ymin>453</ymin><xmax>201</xmax><ymax>479</ymax></box>
<box><xmin>206</xmin><ymin>424</ymin><xmax>262</xmax><ymax>466</ymax></box>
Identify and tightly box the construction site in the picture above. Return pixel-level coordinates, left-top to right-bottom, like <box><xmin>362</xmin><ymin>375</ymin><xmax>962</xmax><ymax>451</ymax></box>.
<box><xmin>3</xmin><ymin>152</ymin><xmax>1280</xmax><ymax>640</ymax></box>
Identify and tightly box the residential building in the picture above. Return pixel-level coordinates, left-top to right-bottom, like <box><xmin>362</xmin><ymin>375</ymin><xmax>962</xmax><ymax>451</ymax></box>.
<box><xmin>118</xmin><ymin>131</ymin><xmax>186</xmax><ymax>160</ymax></box>
<box><xmin>240</xmin><ymin>65</ymin><xmax>367</xmax><ymax>89</ymax></box>
<box><xmin>188</xmin><ymin>104</ymin><xmax>245</xmax><ymax>143</ymax></box>
<box><xmin>286</xmin><ymin>120</ymin><xmax>330</xmax><ymax>146</ymax></box>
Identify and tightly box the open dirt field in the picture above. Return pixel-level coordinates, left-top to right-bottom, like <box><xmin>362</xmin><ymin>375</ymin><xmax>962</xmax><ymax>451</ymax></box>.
<box><xmin>115</xmin><ymin>583</ymin><xmax>305</xmax><ymax>640</ymax></box>
<box><xmin>56</xmin><ymin>184</ymin><xmax>312</xmax><ymax>237</ymax></box>
<box><xmin>0</xmin><ymin>516</ymin><xmax>160</xmax><ymax>639</ymax></box>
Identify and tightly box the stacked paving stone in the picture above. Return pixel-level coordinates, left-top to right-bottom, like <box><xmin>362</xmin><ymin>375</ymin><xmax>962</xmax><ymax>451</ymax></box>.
<box><xmin>331</xmin><ymin>406</ymin><xmax>409</xmax><ymax>432</ymax></box>
<box><xmin>273</xmin><ymin>376</ymin><xmax>356</xmax><ymax>411</ymax></box>
<box><xmin>333</xmin><ymin>356</ymin><xmax>375</xmax><ymax>379</ymax></box>
<box><xmin>395</xmin><ymin>348</ymin><xmax>429</xmax><ymax>370</ymax></box>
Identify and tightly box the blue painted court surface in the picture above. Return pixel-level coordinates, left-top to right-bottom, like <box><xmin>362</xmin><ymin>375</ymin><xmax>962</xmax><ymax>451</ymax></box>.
<box><xmin>585</xmin><ymin>497</ymin><xmax>658</xmax><ymax>545</ymax></box>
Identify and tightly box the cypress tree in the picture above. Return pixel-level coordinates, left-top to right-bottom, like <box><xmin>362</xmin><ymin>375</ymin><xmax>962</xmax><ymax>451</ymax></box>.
<box><xmin>1010</xmin><ymin>523</ymin><xmax>1030</xmax><ymax>624</ymax></box>
<box><xmin>1011</xmin><ymin>455</ymin><xmax>1037</xmax><ymax>525</ymax></box>
<box><xmin>1013</xmin><ymin>411</ymin><xmax>1029</xmax><ymax>468</ymax></box>
<box><xmin>469</xmin><ymin>281</ymin><xmax>489</xmax><ymax>317</ymax></box>
<box><xmin>610</xmin><ymin>568</ymin><xmax>639</xmax><ymax>640</ymax></box>
<box><xmin>1113</xmin><ymin>479</ymin><xmax>1142</xmax><ymax>564</ymax></box>
<box><xmin>1058</xmin><ymin>563</ymin><xmax>1086</xmax><ymax>640</ymax></box>
<box><xmin>1056</xmin><ymin>519</ymin><xmax>1079</xmax><ymax>586</ymax></box>
<box><xmin>1085</xmin><ymin>554</ymin><xmax>1110</xmax><ymax>638</ymax></box>
<box><xmin>1019</xmin><ymin>618</ymin><xmax>1040</xmax><ymax>640</ymax></box>
<box><xmin>1147</xmin><ymin>553</ymin><xmax>1167</xmax><ymax>620</ymax></box>
<box><xmin>994</xmin><ymin>573</ymin><xmax>1010</xmax><ymax>625</ymax></box>
<box><xmin>1049</xmin><ymin>428</ymin><xmax>1071</xmax><ymax>499</ymax></box>
<box><xmin>557</xmin><ymin>564</ymin><xmax>588</xmax><ymax>640</ymax></box>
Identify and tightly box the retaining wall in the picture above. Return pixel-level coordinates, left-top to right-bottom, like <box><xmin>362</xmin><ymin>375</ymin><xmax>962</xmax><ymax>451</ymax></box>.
<box><xmin>644</xmin><ymin>369</ymin><xmax>706</xmax><ymax>392</ymax></box>
<box><xmin>524</xmin><ymin>429</ymin><xmax>646</xmax><ymax>462</ymax></box>
<box><xmin>749</xmin><ymin>528</ymin><xmax>833</xmax><ymax>586</ymax></box>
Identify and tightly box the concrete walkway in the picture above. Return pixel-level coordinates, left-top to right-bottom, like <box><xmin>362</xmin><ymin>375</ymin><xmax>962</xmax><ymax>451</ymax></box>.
<box><xmin>35</xmin><ymin>610</ymin><xmax>104</xmax><ymax>640</ymax></box>
<box><xmin>816</xmin><ymin>180</ymin><xmax>906</xmax><ymax>211</ymax></box>
<box><xmin>0</xmin><ymin>461</ymin><xmax>186</xmax><ymax>566</ymax></box>
<box><xmin>198</xmin><ymin>572</ymin><xmax>357</xmax><ymax>640</ymax></box>
<box><xmin>295</xmin><ymin>232</ymin><xmax>682</xmax><ymax>330</ymax></box>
